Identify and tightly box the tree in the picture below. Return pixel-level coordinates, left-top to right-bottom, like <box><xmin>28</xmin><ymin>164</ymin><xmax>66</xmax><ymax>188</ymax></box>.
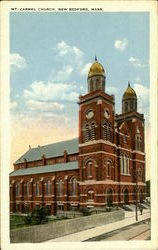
<box><xmin>146</xmin><ymin>180</ymin><xmax>150</xmax><ymax>197</ymax></box>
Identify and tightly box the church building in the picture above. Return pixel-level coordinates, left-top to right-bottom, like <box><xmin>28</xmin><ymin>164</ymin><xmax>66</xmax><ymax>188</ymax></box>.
<box><xmin>10</xmin><ymin>58</ymin><xmax>146</xmax><ymax>215</ymax></box>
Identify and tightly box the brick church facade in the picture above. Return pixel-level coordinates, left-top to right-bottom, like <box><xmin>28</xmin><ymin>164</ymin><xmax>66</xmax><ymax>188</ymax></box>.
<box><xmin>10</xmin><ymin>58</ymin><xmax>146</xmax><ymax>215</ymax></box>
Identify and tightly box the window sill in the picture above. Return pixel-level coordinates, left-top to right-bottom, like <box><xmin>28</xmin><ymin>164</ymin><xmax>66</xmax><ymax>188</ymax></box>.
<box><xmin>121</xmin><ymin>174</ymin><xmax>131</xmax><ymax>176</ymax></box>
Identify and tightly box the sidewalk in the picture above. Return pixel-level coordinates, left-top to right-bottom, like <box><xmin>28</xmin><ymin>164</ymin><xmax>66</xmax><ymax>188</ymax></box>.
<box><xmin>42</xmin><ymin>209</ymin><xmax>150</xmax><ymax>242</ymax></box>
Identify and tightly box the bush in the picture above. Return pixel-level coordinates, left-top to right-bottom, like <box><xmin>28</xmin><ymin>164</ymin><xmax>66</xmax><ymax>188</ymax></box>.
<box><xmin>79</xmin><ymin>207</ymin><xmax>91</xmax><ymax>216</ymax></box>
<box><xmin>25</xmin><ymin>207</ymin><xmax>49</xmax><ymax>225</ymax></box>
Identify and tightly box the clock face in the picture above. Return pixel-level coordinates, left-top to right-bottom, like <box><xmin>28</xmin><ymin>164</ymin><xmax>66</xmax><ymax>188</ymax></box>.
<box><xmin>104</xmin><ymin>110</ymin><xmax>110</xmax><ymax>119</ymax></box>
<box><xmin>86</xmin><ymin>110</ymin><xmax>94</xmax><ymax>119</ymax></box>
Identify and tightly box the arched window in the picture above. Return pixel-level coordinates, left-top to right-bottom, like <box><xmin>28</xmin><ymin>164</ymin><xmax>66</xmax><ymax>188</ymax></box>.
<box><xmin>45</xmin><ymin>180</ymin><xmax>51</xmax><ymax>196</ymax></box>
<box><xmin>87</xmin><ymin>161</ymin><xmax>93</xmax><ymax>178</ymax></box>
<box><xmin>130</xmin><ymin>100</ymin><xmax>133</xmax><ymax>110</ymax></box>
<box><xmin>104</xmin><ymin>159</ymin><xmax>113</xmax><ymax>179</ymax></box>
<box><xmin>138</xmin><ymin>167</ymin><xmax>142</xmax><ymax>181</ymax></box>
<box><xmin>124</xmin><ymin>101</ymin><xmax>128</xmax><ymax>112</ymax></box>
<box><xmin>16</xmin><ymin>182</ymin><xmax>20</xmax><ymax>196</ymax></box>
<box><xmin>102</xmin><ymin>121</ymin><xmax>112</xmax><ymax>142</ymax></box>
<box><xmin>56</xmin><ymin>179</ymin><xmax>63</xmax><ymax>196</ymax></box>
<box><xmin>106</xmin><ymin>188</ymin><xmax>113</xmax><ymax>205</ymax></box>
<box><xmin>85</xmin><ymin>124</ymin><xmax>90</xmax><ymax>142</ymax></box>
<box><xmin>87</xmin><ymin>190</ymin><xmax>94</xmax><ymax>201</ymax></box>
<box><xmin>120</xmin><ymin>154</ymin><xmax>129</xmax><ymax>175</ymax></box>
<box><xmin>35</xmin><ymin>182</ymin><xmax>39</xmax><ymax>196</ymax></box>
<box><xmin>107</xmin><ymin>160</ymin><xmax>112</xmax><ymax>177</ymax></box>
<box><xmin>84</xmin><ymin>122</ymin><xmax>96</xmax><ymax>142</ymax></box>
<box><xmin>26</xmin><ymin>182</ymin><xmax>29</xmax><ymax>196</ymax></box>
<box><xmin>135</xmin><ymin>134</ymin><xmax>142</xmax><ymax>151</ymax></box>
<box><xmin>90</xmin><ymin>122</ymin><xmax>96</xmax><ymax>140</ymax></box>
<box><xmin>71</xmin><ymin>178</ymin><xmax>77</xmax><ymax>196</ymax></box>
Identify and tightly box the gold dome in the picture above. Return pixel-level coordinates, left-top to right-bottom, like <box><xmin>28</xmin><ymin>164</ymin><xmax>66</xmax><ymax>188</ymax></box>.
<box><xmin>88</xmin><ymin>57</ymin><xmax>105</xmax><ymax>78</ymax></box>
<box><xmin>123</xmin><ymin>83</ymin><xmax>137</xmax><ymax>99</ymax></box>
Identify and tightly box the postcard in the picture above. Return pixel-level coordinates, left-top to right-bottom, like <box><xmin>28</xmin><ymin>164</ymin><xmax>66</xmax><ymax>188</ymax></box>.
<box><xmin>1</xmin><ymin>1</ymin><xmax>158</xmax><ymax>250</ymax></box>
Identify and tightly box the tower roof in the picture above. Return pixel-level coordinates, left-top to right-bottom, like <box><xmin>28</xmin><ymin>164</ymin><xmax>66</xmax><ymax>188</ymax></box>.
<box><xmin>88</xmin><ymin>57</ymin><xmax>105</xmax><ymax>78</ymax></box>
<box><xmin>123</xmin><ymin>82</ymin><xmax>137</xmax><ymax>99</ymax></box>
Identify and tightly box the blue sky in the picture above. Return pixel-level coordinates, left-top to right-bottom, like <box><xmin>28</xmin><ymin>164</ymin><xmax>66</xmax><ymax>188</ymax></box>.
<box><xmin>10</xmin><ymin>11</ymin><xmax>150</xmax><ymax>148</ymax></box>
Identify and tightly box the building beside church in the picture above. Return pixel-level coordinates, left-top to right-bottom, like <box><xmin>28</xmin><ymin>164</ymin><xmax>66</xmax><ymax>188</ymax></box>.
<box><xmin>10</xmin><ymin>58</ymin><xmax>146</xmax><ymax>215</ymax></box>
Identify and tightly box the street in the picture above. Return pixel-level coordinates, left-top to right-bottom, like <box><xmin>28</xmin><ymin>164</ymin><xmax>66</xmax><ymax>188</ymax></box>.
<box><xmin>84</xmin><ymin>219</ymin><xmax>150</xmax><ymax>241</ymax></box>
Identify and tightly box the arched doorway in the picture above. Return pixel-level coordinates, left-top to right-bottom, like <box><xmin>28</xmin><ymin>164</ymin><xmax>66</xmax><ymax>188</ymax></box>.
<box><xmin>124</xmin><ymin>188</ymin><xmax>129</xmax><ymax>204</ymax></box>
<box><xmin>106</xmin><ymin>188</ymin><xmax>113</xmax><ymax>206</ymax></box>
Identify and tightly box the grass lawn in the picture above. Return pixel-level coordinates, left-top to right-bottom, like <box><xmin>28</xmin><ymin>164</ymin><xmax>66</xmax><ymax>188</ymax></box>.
<box><xmin>10</xmin><ymin>215</ymin><xmax>29</xmax><ymax>230</ymax></box>
<box><xmin>10</xmin><ymin>214</ymin><xmax>67</xmax><ymax>230</ymax></box>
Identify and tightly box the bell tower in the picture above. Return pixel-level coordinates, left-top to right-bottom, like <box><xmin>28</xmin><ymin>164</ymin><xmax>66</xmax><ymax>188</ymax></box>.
<box><xmin>87</xmin><ymin>56</ymin><xmax>106</xmax><ymax>93</ymax></box>
<box><xmin>78</xmin><ymin>58</ymin><xmax>116</xmax><ymax>208</ymax></box>
<box><xmin>122</xmin><ymin>82</ymin><xmax>137</xmax><ymax>113</ymax></box>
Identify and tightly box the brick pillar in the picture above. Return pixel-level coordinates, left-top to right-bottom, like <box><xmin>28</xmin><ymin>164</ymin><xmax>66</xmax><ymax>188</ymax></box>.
<box><xmin>40</xmin><ymin>177</ymin><xmax>44</xmax><ymax>206</ymax></box>
<box><xmin>51</xmin><ymin>176</ymin><xmax>56</xmax><ymax>215</ymax></box>
<box><xmin>20</xmin><ymin>179</ymin><xmax>24</xmax><ymax>213</ymax></box>
<box><xmin>29</xmin><ymin>178</ymin><xmax>34</xmax><ymax>212</ymax></box>
<box><xmin>42</xmin><ymin>155</ymin><xmax>46</xmax><ymax>165</ymax></box>
<box><xmin>64</xmin><ymin>176</ymin><xmax>68</xmax><ymax>211</ymax></box>
<box><xmin>10</xmin><ymin>184</ymin><xmax>16</xmax><ymax>212</ymax></box>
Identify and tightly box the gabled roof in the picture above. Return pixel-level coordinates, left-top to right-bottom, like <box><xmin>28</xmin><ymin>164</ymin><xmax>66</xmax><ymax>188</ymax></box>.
<box><xmin>10</xmin><ymin>161</ymin><xmax>78</xmax><ymax>177</ymax></box>
<box><xmin>15</xmin><ymin>138</ymin><xmax>78</xmax><ymax>164</ymax></box>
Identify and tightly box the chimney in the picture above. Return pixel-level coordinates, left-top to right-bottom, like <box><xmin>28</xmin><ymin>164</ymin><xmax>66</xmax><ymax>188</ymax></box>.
<box><xmin>64</xmin><ymin>150</ymin><xmax>67</xmax><ymax>163</ymax></box>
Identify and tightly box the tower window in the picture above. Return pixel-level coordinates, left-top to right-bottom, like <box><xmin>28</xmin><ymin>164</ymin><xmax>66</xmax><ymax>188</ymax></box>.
<box><xmin>84</xmin><ymin>122</ymin><xmax>96</xmax><ymax>142</ymax></box>
<box><xmin>87</xmin><ymin>161</ymin><xmax>93</xmax><ymax>177</ymax></box>
<box><xmin>124</xmin><ymin>102</ymin><xmax>128</xmax><ymax>112</ymax></box>
<box><xmin>135</xmin><ymin>134</ymin><xmax>142</xmax><ymax>151</ymax></box>
<box><xmin>104</xmin><ymin>159</ymin><xmax>113</xmax><ymax>179</ymax></box>
<box><xmin>120</xmin><ymin>154</ymin><xmax>130</xmax><ymax>175</ymax></box>
<box><xmin>102</xmin><ymin>121</ymin><xmax>112</xmax><ymax>142</ymax></box>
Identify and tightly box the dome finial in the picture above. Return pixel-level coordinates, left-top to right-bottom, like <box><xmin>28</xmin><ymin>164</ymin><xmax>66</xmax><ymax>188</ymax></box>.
<box><xmin>95</xmin><ymin>55</ymin><xmax>97</xmax><ymax>61</ymax></box>
<box><xmin>128</xmin><ymin>81</ymin><xmax>130</xmax><ymax>87</ymax></box>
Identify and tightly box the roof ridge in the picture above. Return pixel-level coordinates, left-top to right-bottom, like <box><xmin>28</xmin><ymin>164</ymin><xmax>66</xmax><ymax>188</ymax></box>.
<box><xmin>32</xmin><ymin>137</ymin><xmax>78</xmax><ymax>149</ymax></box>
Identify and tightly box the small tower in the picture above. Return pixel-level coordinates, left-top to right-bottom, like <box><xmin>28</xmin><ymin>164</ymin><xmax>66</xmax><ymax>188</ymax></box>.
<box><xmin>87</xmin><ymin>57</ymin><xmax>106</xmax><ymax>93</ymax></box>
<box><xmin>122</xmin><ymin>82</ymin><xmax>137</xmax><ymax>113</ymax></box>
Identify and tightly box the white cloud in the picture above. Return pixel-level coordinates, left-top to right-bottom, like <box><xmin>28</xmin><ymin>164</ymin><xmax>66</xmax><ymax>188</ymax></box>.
<box><xmin>133</xmin><ymin>83</ymin><xmax>149</xmax><ymax>115</ymax></box>
<box><xmin>56</xmin><ymin>41</ymin><xmax>83</xmax><ymax>59</ymax></box>
<box><xmin>54</xmin><ymin>41</ymin><xmax>84</xmax><ymax>70</ymax></box>
<box><xmin>23</xmin><ymin>81</ymin><xmax>79</xmax><ymax>102</ymax></box>
<box><xmin>128</xmin><ymin>57</ymin><xmax>146</xmax><ymax>68</ymax></box>
<box><xmin>26</xmin><ymin>100</ymin><xmax>64</xmax><ymax>112</ymax></box>
<box><xmin>80</xmin><ymin>63</ymin><xmax>92</xmax><ymax>75</ymax></box>
<box><xmin>114</xmin><ymin>38</ymin><xmax>128</xmax><ymax>51</ymax></box>
<box><xmin>10</xmin><ymin>53</ymin><xmax>27</xmax><ymax>70</ymax></box>
<box><xmin>55</xmin><ymin>65</ymin><xmax>74</xmax><ymax>82</ymax></box>
<box><xmin>11</xmin><ymin>111</ymin><xmax>70</xmax><ymax>127</ymax></box>
<box><xmin>106</xmin><ymin>86</ymin><xmax>118</xmax><ymax>94</ymax></box>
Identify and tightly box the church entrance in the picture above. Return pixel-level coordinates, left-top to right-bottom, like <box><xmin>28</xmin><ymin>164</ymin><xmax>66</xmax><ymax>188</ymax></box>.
<box><xmin>124</xmin><ymin>188</ymin><xmax>129</xmax><ymax>204</ymax></box>
<box><xmin>106</xmin><ymin>188</ymin><xmax>113</xmax><ymax>206</ymax></box>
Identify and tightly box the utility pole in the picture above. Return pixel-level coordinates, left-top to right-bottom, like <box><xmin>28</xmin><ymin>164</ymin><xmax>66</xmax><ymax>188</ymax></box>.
<box><xmin>135</xmin><ymin>170</ymin><xmax>138</xmax><ymax>221</ymax></box>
